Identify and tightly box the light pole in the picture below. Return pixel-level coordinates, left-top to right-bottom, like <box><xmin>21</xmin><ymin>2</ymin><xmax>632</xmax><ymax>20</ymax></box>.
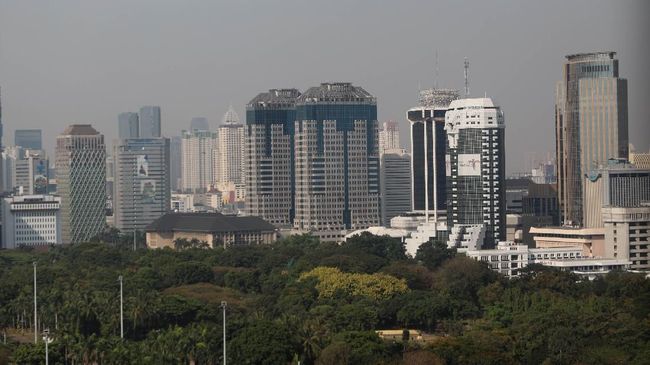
<box><xmin>42</xmin><ymin>328</ymin><xmax>51</xmax><ymax>365</ymax></box>
<box><xmin>221</xmin><ymin>301</ymin><xmax>227</xmax><ymax>365</ymax></box>
<box><xmin>33</xmin><ymin>261</ymin><xmax>37</xmax><ymax>344</ymax></box>
<box><xmin>118</xmin><ymin>275</ymin><xmax>124</xmax><ymax>339</ymax></box>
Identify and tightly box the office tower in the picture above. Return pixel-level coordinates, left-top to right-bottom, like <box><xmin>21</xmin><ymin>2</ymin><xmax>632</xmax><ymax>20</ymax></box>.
<box><xmin>113</xmin><ymin>138</ymin><xmax>171</xmax><ymax>232</ymax></box>
<box><xmin>293</xmin><ymin>82</ymin><xmax>380</xmax><ymax>240</ymax></box>
<box><xmin>216</xmin><ymin>106</ymin><xmax>245</xmax><ymax>185</ymax></box>
<box><xmin>603</xmin><ymin>203</ymin><xmax>650</xmax><ymax>270</ymax></box>
<box><xmin>246</xmin><ymin>88</ymin><xmax>300</xmax><ymax>227</ymax></box>
<box><xmin>1</xmin><ymin>146</ymin><xmax>24</xmax><ymax>191</ymax></box>
<box><xmin>14</xmin><ymin>129</ymin><xmax>42</xmax><ymax>150</ymax></box>
<box><xmin>139</xmin><ymin>106</ymin><xmax>162</xmax><ymax>138</ymax></box>
<box><xmin>14</xmin><ymin>151</ymin><xmax>49</xmax><ymax>195</ymax></box>
<box><xmin>583</xmin><ymin>159</ymin><xmax>650</xmax><ymax>228</ymax></box>
<box><xmin>380</xmin><ymin>149</ymin><xmax>412</xmax><ymax>226</ymax></box>
<box><xmin>378</xmin><ymin>121</ymin><xmax>401</xmax><ymax>156</ymax></box>
<box><xmin>56</xmin><ymin>125</ymin><xmax>106</xmax><ymax>243</ymax></box>
<box><xmin>118</xmin><ymin>112</ymin><xmax>140</xmax><ymax>139</ymax></box>
<box><xmin>1</xmin><ymin>195</ymin><xmax>61</xmax><ymax>249</ymax></box>
<box><xmin>170</xmin><ymin>136</ymin><xmax>182</xmax><ymax>191</ymax></box>
<box><xmin>407</xmin><ymin>89</ymin><xmax>459</xmax><ymax>216</ymax></box>
<box><xmin>445</xmin><ymin>98</ymin><xmax>506</xmax><ymax>249</ymax></box>
<box><xmin>0</xmin><ymin>87</ymin><xmax>4</xmax><ymax>192</ymax></box>
<box><xmin>556</xmin><ymin>52</ymin><xmax>628</xmax><ymax>226</ymax></box>
<box><xmin>181</xmin><ymin>129</ymin><xmax>216</xmax><ymax>192</ymax></box>
<box><xmin>190</xmin><ymin>117</ymin><xmax>210</xmax><ymax>131</ymax></box>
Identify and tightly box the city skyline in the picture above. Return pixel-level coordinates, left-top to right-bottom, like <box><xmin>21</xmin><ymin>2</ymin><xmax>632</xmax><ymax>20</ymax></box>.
<box><xmin>0</xmin><ymin>1</ymin><xmax>648</xmax><ymax>174</ymax></box>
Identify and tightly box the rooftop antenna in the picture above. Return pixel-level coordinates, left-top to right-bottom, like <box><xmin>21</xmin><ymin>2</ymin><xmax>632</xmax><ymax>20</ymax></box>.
<box><xmin>464</xmin><ymin>57</ymin><xmax>470</xmax><ymax>97</ymax></box>
<box><xmin>434</xmin><ymin>50</ymin><xmax>439</xmax><ymax>89</ymax></box>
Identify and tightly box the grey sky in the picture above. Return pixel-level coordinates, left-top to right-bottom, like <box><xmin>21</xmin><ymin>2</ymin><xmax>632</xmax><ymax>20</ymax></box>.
<box><xmin>1</xmin><ymin>0</ymin><xmax>648</xmax><ymax>173</ymax></box>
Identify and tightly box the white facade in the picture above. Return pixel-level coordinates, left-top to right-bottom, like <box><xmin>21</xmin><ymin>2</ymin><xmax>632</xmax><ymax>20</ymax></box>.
<box><xmin>602</xmin><ymin>204</ymin><xmax>650</xmax><ymax>270</ymax></box>
<box><xmin>215</xmin><ymin>106</ymin><xmax>245</xmax><ymax>185</ymax></box>
<box><xmin>378</xmin><ymin>121</ymin><xmax>401</xmax><ymax>157</ymax></box>
<box><xmin>171</xmin><ymin>193</ymin><xmax>195</xmax><ymax>212</ymax></box>
<box><xmin>2</xmin><ymin>195</ymin><xmax>61</xmax><ymax>249</ymax></box>
<box><xmin>181</xmin><ymin>129</ymin><xmax>217</xmax><ymax>192</ymax></box>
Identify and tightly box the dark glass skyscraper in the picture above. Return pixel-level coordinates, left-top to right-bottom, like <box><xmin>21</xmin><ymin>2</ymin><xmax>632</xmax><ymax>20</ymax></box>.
<box><xmin>15</xmin><ymin>129</ymin><xmax>43</xmax><ymax>150</ymax></box>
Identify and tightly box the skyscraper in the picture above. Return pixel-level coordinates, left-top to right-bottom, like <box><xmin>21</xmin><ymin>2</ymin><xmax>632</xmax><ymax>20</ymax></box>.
<box><xmin>380</xmin><ymin>149</ymin><xmax>412</xmax><ymax>226</ymax></box>
<box><xmin>293</xmin><ymin>82</ymin><xmax>380</xmax><ymax>240</ymax></box>
<box><xmin>378</xmin><ymin>121</ymin><xmax>401</xmax><ymax>156</ymax></box>
<box><xmin>139</xmin><ymin>106</ymin><xmax>162</xmax><ymax>138</ymax></box>
<box><xmin>0</xmin><ymin>87</ymin><xmax>4</xmax><ymax>192</ymax></box>
<box><xmin>407</xmin><ymin>89</ymin><xmax>459</xmax><ymax>216</ymax></box>
<box><xmin>14</xmin><ymin>151</ymin><xmax>49</xmax><ymax>195</ymax></box>
<box><xmin>556</xmin><ymin>52</ymin><xmax>628</xmax><ymax>226</ymax></box>
<box><xmin>190</xmin><ymin>117</ymin><xmax>210</xmax><ymax>131</ymax></box>
<box><xmin>181</xmin><ymin>129</ymin><xmax>216</xmax><ymax>192</ymax></box>
<box><xmin>14</xmin><ymin>129</ymin><xmax>42</xmax><ymax>150</ymax></box>
<box><xmin>216</xmin><ymin>106</ymin><xmax>245</xmax><ymax>185</ymax></box>
<box><xmin>445</xmin><ymin>98</ymin><xmax>505</xmax><ymax>250</ymax></box>
<box><xmin>118</xmin><ymin>112</ymin><xmax>139</xmax><ymax>139</ymax></box>
<box><xmin>246</xmin><ymin>88</ymin><xmax>300</xmax><ymax>227</ymax></box>
<box><xmin>56</xmin><ymin>124</ymin><xmax>106</xmax><ymax>243</ymax></box>
<box><xmin>113</xmin><ymin>138</ymin><xmax>171</xmax><ymax>232</ymax></box>
<box><xmin>170</xmin><ymin>136</ymin><xmax>182</xmax><ymax>191</ymax></box>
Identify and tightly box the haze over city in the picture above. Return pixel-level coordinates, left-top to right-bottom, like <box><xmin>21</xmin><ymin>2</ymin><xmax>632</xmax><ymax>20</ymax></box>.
<box><xmin>1</xmin><ymin>0</ymin><xmax>648</xmax><ymax>173</ymax></box>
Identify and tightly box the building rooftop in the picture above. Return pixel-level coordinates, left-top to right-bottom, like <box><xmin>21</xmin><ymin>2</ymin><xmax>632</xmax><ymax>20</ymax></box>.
<box><xmin>145</xmin><ymin>212</ymin><xmax>276</xmax><ymax>233</ymax></box>
<box><xmin>247</xmin><ymin>88</ymin><xmax>301</xmax><ymax>108</ymax></box>
<box><xmin>566</xmin><ymin>52</ymin><xmax>616</xmax><ymax>62</ymax></box>
<box><xmin>448</xmin><ymin>97</ymin><xmax>498</xmax><ymax>110</ymax></box>
<box><xmin>297</xmin><ymin>82</ymin><xmax>375</xmax><ymax>104</ymax></box>
<box><xmin>61</xmin><ymin>124</ymin><xmax>100</xmax><ymax>136</ymax></box>
<box><xmin>418</xmin><ymin>88</ymin><xmax>460</xmax><ymax>108</ymax></box>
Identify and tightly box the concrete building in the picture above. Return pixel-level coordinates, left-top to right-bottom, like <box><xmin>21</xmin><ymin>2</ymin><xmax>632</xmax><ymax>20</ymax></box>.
<box><xmin>1</xmin><ymin>194</ymin><xmax>61</xmax><ymax>249</ymax></box>
<box><xmin>139</xmin><ymin>106</ymin><xmax>162</xmax><ymax>138</ymax></box>
<box><xmin>293</xmin><ymin>82</ymin><xmax>380</xmax><ymax>241</ymax></box>
<box><xmin>14</xmin><ymin>152</ymin><xmax>49</xmax><ymax>195</ymax></box>
<box><xmin>170</xmin><ymin>136</ymin><xmax>182</xmax><ymax>192</ymax></box>
<box><xmin>118</xmin><ymin>112</ymin><xmax>139</xmax><ymax>139</ymax></box>
<box><xmin>181</xmin><ymin>129</ymin><xmax>217</xmax><ymax>192</ymax></box>
<box><xmin>530</xmin><ymin>226</ymin><xmax>606</xmax><ymax>258</ymax></box>
<box><xmin>378</xmin><ymin>121</ymin><xmax>401</xmax><ymax>156</ymax></box>
<box><xmin>14</xmin><ymin>129</ymin><xmax>42</xmax><ymax>150</ymax></box>
<box><xmin>146</xmin><ymin>212</ymin><xmax>277</xmax><ymax>248</ymax></box>
<box><xmin>245</xmin><ymin>88</ymin><xmax>300</xmax><ymax>228</ymax></box>
<box><xmin>630</xmin><ymin>150</ymin><xmax>650</xmax><ymax>169</ymax></box>
<box><xmin>445</xmin><ymin>97</ymin><xmax>506</xmax><ymax>249</ymax></box>
<box><xmin>171</xmin><ymin>193</ymin><xmax>195</xmax><ymax>212</ymax></box>
<box><xmin>556</xmin><ymin>52</ymin><xmax>629</xmax><ymax>226</ymax></box>
<box><xmin>584</xmin><ymin>159</ymin><xmax>650</xmax><ymax>228</ymax></box>
<box><xmin>113</xmin><ymin>138</ymin><xmax>171</xmax><ymax>232</ymax></box>
<box><xmin>602</xmin><ymin>204</ymin><xmax>650</xmax><ymax>270</ymax></box>
<box><xmin>380</xmin><ymin>149</ymin><xmax>412</xmax><ymax>226</ymax></box>
<box><xmin>407</xmin><ymin>89</ymin><xmax>459</xmax><ymax>217</ymax></box>
<box><xmin>216</xmin><ymin>106</ymin><xmax>245</xmax><ymax>185</ymax></box>
<box><xmin>56</xmin><ymin>125</ymin><xmax>106</xmax><ymax>243</ymax></box>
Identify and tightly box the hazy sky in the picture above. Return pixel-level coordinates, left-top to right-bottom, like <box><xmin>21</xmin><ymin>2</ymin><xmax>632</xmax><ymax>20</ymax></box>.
<box><xmin>1</xmin><ymin>0</ymin><xmax>648</xmax><ymax>173</ymax></box>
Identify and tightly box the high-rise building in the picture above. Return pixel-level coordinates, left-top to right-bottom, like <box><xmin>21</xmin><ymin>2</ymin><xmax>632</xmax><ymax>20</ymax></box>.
<box><xmin>216</xmin><ymin>106</ymin><xmax>245</xmax><ymax>185</ymax></box>
<box><xmin>1</xmin><ymin>195</ymin><xmax>61</xmax><ymax>249</ymax></box>
<box><xmin>630</xmin><ymin>150</ymin><xmax>650</xmax><ymax>169</ymax></box>
<box><xmin>170</xmin><ymin>136</ymin><xmax>182</xmax><ymax>191</ymax></box>
<box><xmin>14</xmin><ymin>151</ymin><xmax>49</xmax><ymax>195</ymax></box>
<box><xmin>293</xmin><ymin>82</ymin><xmax>380</xmax><ymax>240</ymax></box>
<box><xmin>407</xmin><ymin>89</ymin><xmax>459</xmax><ymax>216</ymax></box>
<box><xmin>0</xmin><ymin>87</ymin><xmax>4</xmax><ymax>192</ymax></box>
<box><xmin>602</xmin><ymin>203</ymin><xmax>650</xmax><ymax>270</ymax></box>
<box><xmin>181</xmin><ymin>129</ymin><xmax>216</xmax><ymax>192</ymax></box>
<box><xmin>445</xmin><ymin>97</ymin><xmax>506</xmax><ymax>249</ymax></box>
<box><xmin>378</xmin><ymin>121</ymin><xmax>401</xmax><ymax>156</ymax></box>
<box><xmin>190</xmin><ymin>117</ymin><xmax>210</xmax><ymax>131</ymax></box>
<box><xmin>1</xmin><ymin>146</ymin><xmax>24</xmax><ymax>191</ymax></box>
<box><xmin>380</xmin><ymin>149</ymin><xmax>412</xmax><ymax>226</ymax></box>
<box><xmin>14</xmin><ymin>129</ymin><xmax>42</xmax><ymax>150</ymax></box>
<box><xmin>556</xmin><ymin>52</ymin><xmax>628</xmax><ymax>226</ymax></box>
<box><xmin>118</xmin><ymin>112</ymin><xmax>139</xmax><ymax>139</ymax></box>
<box><xmin>583</xmin><ymin>158</ymin><xmax>650</xmax><ymax>228</ymax></box>
<box><xmin>245</xmin><ymin>88</ymin><xmax>300</xmax><ymax>227</ymax></box>
<box><xmin>113</xmin><ymin>138</ymin><xmax>171</xmax><ymax>232</ymax></box>
<box><xmin>56</xmin><ymin>125</ymin><xmax>106</xmax><ymax>243</ymax></box>
<box><xmin>139</xmin><ymin>106</ymin><xmax>162</xmax><ymax>138</ymax></box>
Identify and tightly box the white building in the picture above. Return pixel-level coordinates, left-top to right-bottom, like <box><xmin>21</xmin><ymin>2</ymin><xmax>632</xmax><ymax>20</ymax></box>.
<box><xmin>171</xmin><ymin>193</ymin><xmax>195</xmax><ymax>212</ymax></box>
<box><xmin>378</xmin><ymin>121</ymin><xmax>401</xmax><ymax>157</ymax></box>
<box><xmin>181</xmin><ymin>129</ymin><xmax>217</xmax><ymax>192</ymax></box>
<box><xmin>1</xmin><ymin>195</ymin><xmax>61</xmax><ymax>249</ymax></box>
<box><xmin>215</xmin><ymin>106</ymin><xmax>245</xmax><ymax>185</ymax></box>
<box><xmin>445</xmin><ymin>98</ymin><xmax>506</xmax><ymax>249</ymax></box>
<box><xmin>602</xmin><ymin>204</ymin><xmax>650</xmax><ymax>270</ymax></box>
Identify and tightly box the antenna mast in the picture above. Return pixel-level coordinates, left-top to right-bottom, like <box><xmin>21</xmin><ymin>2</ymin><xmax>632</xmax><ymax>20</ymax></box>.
<box><xmin>434</xmin><ymin>50</ymin><xmax>439</xmax><ymax>89</ymax></box>
<box><xmin>464</xmin><ymin>57</ymin><xmax>470</xmax><ymax>97</ymax></box>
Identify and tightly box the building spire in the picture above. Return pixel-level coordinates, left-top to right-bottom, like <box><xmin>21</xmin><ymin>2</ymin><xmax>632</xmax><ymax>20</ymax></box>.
<box><xmin>464</xmin><ymin>57</ymin><xmax>470</xmax><ymax>97</ymax></box>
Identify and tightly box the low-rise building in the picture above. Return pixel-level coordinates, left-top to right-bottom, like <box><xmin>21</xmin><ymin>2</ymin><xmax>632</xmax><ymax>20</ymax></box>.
<box><xmin>602</xmin><ymin>204</ymin><xmax>650</xmax><ymax>270</ymax></box>
<box><xmin>529</xmin><ymin>226</ymin><xmax>605</xmax><ymax>258</ymax></box>
<box><xmin>1</xmin><ymin>194</ymin><xmax>61</xmax><ymax>249</ymax></box>
<box><xmin>146</xmin><ymin>212</ymin><xmax>277</xmax><ymax>249</ymax></box>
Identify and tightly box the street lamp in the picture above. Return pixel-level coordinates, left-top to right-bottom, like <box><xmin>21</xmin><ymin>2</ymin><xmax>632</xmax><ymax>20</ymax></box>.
<box><xmin>221</xmin><ymin>301</ymin><xmax>227</xmax><ymax>365</ymax></box>
<box><xmin>118</xmin><ymin>275</ymin><xmax>124</xmax><ymax>339</ymax></box>
<box><xmin>33</xmin><ymin>261</ymin><xmax>37</xmax><ymax>344</ymax></box>
<box><xmin>42</xmin><ymin>328</ymin><xmax>52</xmax><ymax>365</ymax></box>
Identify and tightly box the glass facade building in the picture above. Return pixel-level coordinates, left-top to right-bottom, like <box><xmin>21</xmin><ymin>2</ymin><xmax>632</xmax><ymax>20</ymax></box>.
<box><xmin>14</xmin><ymin>129</ymin><xmax>42</xmax><ymax>150</ymax></box>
